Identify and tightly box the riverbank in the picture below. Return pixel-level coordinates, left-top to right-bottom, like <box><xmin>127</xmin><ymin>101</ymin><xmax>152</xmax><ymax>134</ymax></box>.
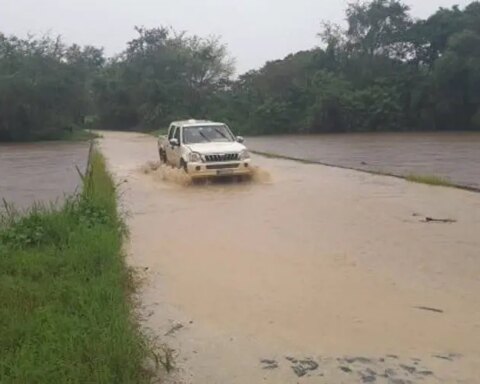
<box><xmin>0</xmin><ymin>129</ymin><xmax>99</xmax><ymax>143</ymax></box>
<box><xmin>246</xmin><ymin>132</ymin><xmax>480</xmax><ymax>191</ymax></box>
<box><xmin>99</xmin><ymin>131</ymin><xmax>480</xmax><ymax>383</ymax></box>
<box><xmin>0</xmin><ymin>148</ymin><xmax>152</xmax><ymax>383</ymax></box>
<box><xmin>251</xmin><ymin>150</ymin><xmax>480</xmax><ymax>193</ymax></box>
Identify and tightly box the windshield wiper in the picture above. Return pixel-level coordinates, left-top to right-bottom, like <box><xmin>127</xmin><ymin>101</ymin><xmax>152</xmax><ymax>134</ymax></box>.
<box><xmin>198</xmin><ymin>130</ymin><xmax>211</xmax><ymax>142</ymax></box>
<box><xmin>214</xmin><ymin>128</ymin><xmax>230</xmax><ymax>140</ymax></box>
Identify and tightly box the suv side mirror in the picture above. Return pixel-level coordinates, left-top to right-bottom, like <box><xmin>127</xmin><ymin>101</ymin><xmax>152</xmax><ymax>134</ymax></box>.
<box><xmin>236</xmin><ymin>136</ymin><xmax>245</xmax><ymax>143</ymax></box>
<box><xmin>169</xmin><ymin>138</ymin><xmax>179</xmax><ymax>146</ymax></box>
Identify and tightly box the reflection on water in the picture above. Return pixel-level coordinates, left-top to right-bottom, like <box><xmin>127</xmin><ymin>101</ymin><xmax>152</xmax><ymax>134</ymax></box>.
<box><xmin>247</xmin><ymin>132</ymin><xmax>480</xmax><ymax>190</ymax></box>
<box><xmin>0</xmin><ymin>142</ymin><xmax>90</xmax><ymax>211</ymax></box>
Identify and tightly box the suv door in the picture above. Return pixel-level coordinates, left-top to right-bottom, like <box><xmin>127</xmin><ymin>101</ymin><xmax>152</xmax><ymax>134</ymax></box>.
<box><xmin>171</xmin><ymin>126</ymin><xmax>182</xmax><ymax>167</ymax></box>
<box><xmin>165</xmin><ymin>125</ymin><xmax>177</xmax><ymax>165</ymax></box>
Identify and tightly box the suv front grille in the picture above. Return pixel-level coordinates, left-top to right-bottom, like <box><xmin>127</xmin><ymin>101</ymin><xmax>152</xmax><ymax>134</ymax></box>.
<box><xmin>204</xmin><ymin>153</ymin><xmax>239</xmax><ymax>162</ymax></box>
<box><xmin>206</xmin><ymin>164</ymin><xmax>240</xmax><ymax>170</ymax></box>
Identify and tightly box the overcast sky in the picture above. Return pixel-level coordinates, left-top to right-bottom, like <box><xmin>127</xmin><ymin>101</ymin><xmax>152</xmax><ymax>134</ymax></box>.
<box><xmin>2</xmin><ymin>0</ymin><xmax>472</xmax><ymax>73</ymax></box>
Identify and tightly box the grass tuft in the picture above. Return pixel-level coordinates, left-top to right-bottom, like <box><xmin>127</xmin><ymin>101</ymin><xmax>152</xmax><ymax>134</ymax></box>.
<box><xmin>0</xmin><ymin>147</ymin><xmax>153</xmax><ymax>383</ymax></box>
<box><xmin>405</xmin><ymin>173</ymin><xmax>453</xmax><ymax>187</ymax></box>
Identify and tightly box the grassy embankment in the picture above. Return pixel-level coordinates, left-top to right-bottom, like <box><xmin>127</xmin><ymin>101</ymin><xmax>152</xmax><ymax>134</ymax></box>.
<box><xmin>252</xmin><ymin>150</ymin><xmax>464</xmax><ymax>189</ymax></box>
<box><xmin>40</xmin><ymin>128</ymin><xmax>100</xmax><ymax>142</ymax></box>
<box><xmin>0</xmin><ymin>129</ymin><xmax>99</xmax><ymax>143</ymax></box>
<box><xmin>405</xmin><ymin>174</ymin><xmax>453</xmax><ymax>187</ymax></box>
<box><xmin>59</xmin><ymin>129</ymin><xmax>100</xmax><ymax>141</ymax></box>
<box><xmin>0</xmin><ymin>148</ymin><xmax>152</xmax><ymax>383</ymax></box>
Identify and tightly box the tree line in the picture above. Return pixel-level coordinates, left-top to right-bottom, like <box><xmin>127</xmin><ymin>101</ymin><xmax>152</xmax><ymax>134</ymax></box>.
<box><xmin>1</xmin><ymin>0</ymin><xmax>479</xmax><ymax>141</ymax></box>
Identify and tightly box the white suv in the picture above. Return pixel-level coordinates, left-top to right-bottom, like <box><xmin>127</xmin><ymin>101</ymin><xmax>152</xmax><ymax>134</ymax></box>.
<box><xmin>158</xmin><ymin>120</ymin><xmax>252</xmax><ymax>178</ymax></box>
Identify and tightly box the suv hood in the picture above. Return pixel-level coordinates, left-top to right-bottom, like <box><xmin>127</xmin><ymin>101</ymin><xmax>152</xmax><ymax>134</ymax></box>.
<box><xmin>185</xmin><ymin>142</ymin><xmax>246</xmax><ymax>154</ymax></box>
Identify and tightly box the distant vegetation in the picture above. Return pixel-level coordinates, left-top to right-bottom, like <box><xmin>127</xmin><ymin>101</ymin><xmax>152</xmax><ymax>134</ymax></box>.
<box><xmin>1</xmin><ymin>0</ymin><xmax>479</xmax><ymax>141</ymax></box>
<box><xmin>0</xmin><ymin>35</ymin><xmax>104</xmax><ymax>141</ymax></box>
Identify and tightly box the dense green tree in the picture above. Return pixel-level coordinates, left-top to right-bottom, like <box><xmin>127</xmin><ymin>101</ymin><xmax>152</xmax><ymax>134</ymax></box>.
<box><xmin>221</xmin><ymin>0</ymin><xmax>480</xmax><ymax>134</ymax></box>
<box><xmin>0</xmin><ymin>34</ymin><xmax>103</xmax><ymax>141</ymax></box>
<box><xmin>1</xmin><ymin>1</ymin><xmax>479</xmax><ymax>141</ymax></box>
<box><xmin>345</xmin><ymin>0</ymin><xmax>413</xmax><ymax>58</ymax></box>
<box><xmin>94</xmin><ymin>27</ymin><xmax>233</xmax><ymax>130</ymax></box>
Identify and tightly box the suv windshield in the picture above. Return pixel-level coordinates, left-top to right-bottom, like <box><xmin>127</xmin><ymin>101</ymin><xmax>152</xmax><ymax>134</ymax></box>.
<box><xmin>183</xmin><ymin>125</ymin><xmax>234</xmax><ymax>144</ymax></box>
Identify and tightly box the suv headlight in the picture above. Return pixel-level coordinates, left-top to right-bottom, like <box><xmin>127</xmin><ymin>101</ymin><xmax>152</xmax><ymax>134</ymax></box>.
<box><xmin>188</xmin><ymin>152</ymin><xmax>202</xmax><ymax>162</ymax></box>
<box><xmin>239</xmin><ymin>150</ymin><xmax>250</xmax><ymax>160</ymax></box>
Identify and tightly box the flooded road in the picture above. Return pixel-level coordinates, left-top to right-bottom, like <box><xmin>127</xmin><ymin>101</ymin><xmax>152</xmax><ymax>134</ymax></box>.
<box><xmin>0</xmin><ymin>142</ymin><xmax>89</xmax><ymax>211</ymax></box>
<box><xmin>99</xmin><ymin>131</ymin><xmax>480</xmax><ymax>384</ymax></box>
<box><xmin>247</xmin><ymin>132</ymin><xmax>480</xmax><ymax>190</ymax></box>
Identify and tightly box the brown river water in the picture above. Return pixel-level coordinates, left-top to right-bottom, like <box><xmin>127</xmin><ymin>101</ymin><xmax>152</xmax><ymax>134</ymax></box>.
<box><xmin>247</xmin><ymin>132</ymin><xmax>480</xmax><ymax>190</ymax></box>
<box><xmin>1</xmin><ymin>132</ymin><xmax>479</xmax><ymax>211</ymax></box>
<box><xmin>99</xmin><ymin>131</ymin><xmax>480</xmax><ymax>384</ymax></box>
<box><xmin>0</xmin><ymin>142</ymin><xmax>89</xmax><ymax>211</ymax></box>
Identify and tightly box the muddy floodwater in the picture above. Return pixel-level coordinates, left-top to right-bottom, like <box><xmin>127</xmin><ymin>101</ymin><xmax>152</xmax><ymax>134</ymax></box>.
<box><xmin>0</xmin><ymin>142</ymin><xmax>89</xmax><ymax>211</ymax></box>
<box><xmin>99</xmin><ymin>131</ymin><xmax>480</xmax><ymax>384</ymax></box>
<box><xmin>247</xmin><ymin>132</ymin><xmax>480</xmax><ymax>190</ymax></box>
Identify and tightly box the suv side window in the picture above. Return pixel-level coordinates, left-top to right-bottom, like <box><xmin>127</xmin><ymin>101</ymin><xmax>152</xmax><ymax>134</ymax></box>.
<box><xmin>168</xmin><ymin>125</ymin><xmax>176</xmax><ymax>140</ymax></box>
<box><xmin>174</xmin><ymin>126</ymin><xmax>181</xmax><ymax>142</ymax></box>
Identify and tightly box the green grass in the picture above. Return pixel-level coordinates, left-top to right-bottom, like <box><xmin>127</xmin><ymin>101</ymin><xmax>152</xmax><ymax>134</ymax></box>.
<box><xmin>405</xmin><ymin>173</ymin><xmax>453</xmax><ymax>187</ymax></box>
<box><xmin>0</xmin><ymin>149</ymin><xmax>152</xmax><ymax>384</ymax></box>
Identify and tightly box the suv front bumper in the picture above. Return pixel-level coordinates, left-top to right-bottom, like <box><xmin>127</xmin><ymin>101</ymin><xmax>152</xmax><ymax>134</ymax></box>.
<box><xmin>186</xmin><ymin>159</ymin><xmax>252</xmax><ymax>178</ymax></box>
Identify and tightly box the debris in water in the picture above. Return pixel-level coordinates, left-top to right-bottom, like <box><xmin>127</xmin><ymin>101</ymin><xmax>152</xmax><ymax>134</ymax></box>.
<box><xmin>400</xmin><ymin>364</ymin><xmax>416</xmax><ymax>374</ymax></box>
<box><xmin>422</xmin><ymin>217</ymin><xmax>457</xmax><ymax>224</ymax></box>
<box><xmin>344</xmin><ymin>357</ymin><xmax>373</xmax><ymax>364</ymax></box>
<box><xmin>165</xmin><ymin>323</ymin><xmax>184</xmax><ymax>336</ymax></box>
<box><xmin>292</xmin><ymin>365</ymin><xmax>308</xmax><ymax>377</ymax></box>
<box><xmin>432</xmin><ymin>353</ymin><xmax>461</xmax><ymax>361</ymax></box>
<box><xmin>360</xmin><ymin>372</ymin><xmax>377</xmax><ymax>383</ymax></box>
<box><xmin>417</xmin><ymin>370</ymin><xmax>434</xmax><ymax>376</ymax></box>
<box><xmin>412</xmin><ymin>213</ymin><xmax>456</xmax><ymax>223</ymax></box>
<box><xmin>300</xmin><ymin>359</ymin><xmax>319</xmax><ymax>371</ymax></box>
<box><xmin>289</xmin><ymin>358</ymin><xmax>319</xmax><ymax>377</ymax></box>
<box><xmin>285</xmin><ymin>356</ymin><xmax>297</xmax><ymax>363</ymax></box>
<box><xmin>381</xmin><ymin>368</ymin><xmax>397</xmax><ymax>378</ymax></box>
<box><xmin>386</xmin><ymin>354</ymin><xmax>399</xmax><ymax>359</ymax></box>
<box><xmin>414</xmin><ymin>306</ymin><xmax>444</xmax><ymax>314</ymax></box>
<box><xmin>260</xmin><ymin>359</ymin><xmax>279</xmax><ymax>370</ymax></box>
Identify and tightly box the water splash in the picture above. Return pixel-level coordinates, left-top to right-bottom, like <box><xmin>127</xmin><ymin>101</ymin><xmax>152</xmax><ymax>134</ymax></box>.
<box><xmin>139</xmin><ymin>161</ymin><xmax>272</xmax><ymax>187</ymax></box>
<box><xmin>140</xmin><ymin>162</ymin><xmax>192</xmax><ymax>186</ymax></box>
